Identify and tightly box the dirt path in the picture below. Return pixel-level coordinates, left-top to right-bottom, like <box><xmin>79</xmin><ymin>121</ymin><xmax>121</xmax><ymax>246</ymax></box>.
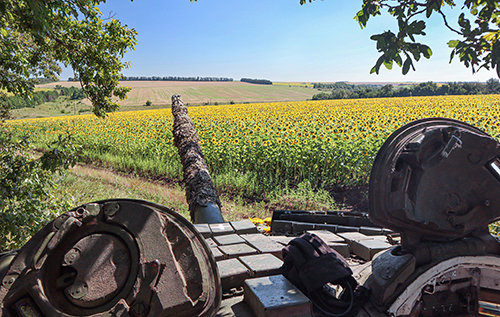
<box><xmin>65</xmin><ymin>164</ymin><xmax>271</xmax><ymax>222</ymax></box>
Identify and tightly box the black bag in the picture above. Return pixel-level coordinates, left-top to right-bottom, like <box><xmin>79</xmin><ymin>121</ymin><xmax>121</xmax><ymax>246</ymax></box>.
<box><xmin>281</xmin><ymin>234</ymin><xmax>369</xmax><ymax>317</ymax></box>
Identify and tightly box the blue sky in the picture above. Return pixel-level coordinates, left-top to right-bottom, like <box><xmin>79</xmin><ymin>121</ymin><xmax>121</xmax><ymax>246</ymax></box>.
<box><xmin>61</xmin><ymin>0</ymin><xmax>497</xmax><ymax>83</ymax></box>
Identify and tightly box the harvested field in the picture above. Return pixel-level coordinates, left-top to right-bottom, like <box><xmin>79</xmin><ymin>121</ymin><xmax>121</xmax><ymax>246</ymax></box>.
<box><xmin>37</xmin><ymin>81</ymin><xmax>318</xmax><ymax>107</ymax></box>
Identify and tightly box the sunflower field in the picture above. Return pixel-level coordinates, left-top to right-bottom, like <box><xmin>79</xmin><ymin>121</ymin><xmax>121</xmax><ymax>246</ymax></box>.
<box><xmin>6</xmin><ymin>94</ymin><xmax>500</xmax><ymax>196</ymax></box>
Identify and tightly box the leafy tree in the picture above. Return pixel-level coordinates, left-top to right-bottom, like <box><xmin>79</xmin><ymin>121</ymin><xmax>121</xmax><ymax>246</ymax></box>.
<box><xmin>0</xmin><ymin>0</ymin><xmax>137</xmax><ymax>117</ymax></box>
<box><xmin>412</xmin><ymin>82</ymin><xmax>439</xmax><ymax>96</ymax></box>
<box><xmin>301</xmin><ymin>0</ymin><xmax>500</xmax><ymax>77</ymax></box>
<box><xmin>0</xmin><ymin>0</ymin><xmax>136</xmax><ymax>250</ymax></box>
<box><xmin>311</xmin><ymin>79</ymin><xmax>499</xmax><ymax>100</ymax></box>
<box><xmin>380</xmin><ymin>84</ymin><xmax>394</xmax><ymax>97</ymax></box>
<box><xmin>486</xmin><ymin>78</ymin><xmax>500</xmax><ymax>93</ymax></box>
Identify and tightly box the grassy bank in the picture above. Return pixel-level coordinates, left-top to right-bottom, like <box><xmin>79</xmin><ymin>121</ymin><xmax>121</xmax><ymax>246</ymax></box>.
<box><xmin>56</xmin><ymin>164</ymin><xmax>338</xmax><ymax>222</ymax></box>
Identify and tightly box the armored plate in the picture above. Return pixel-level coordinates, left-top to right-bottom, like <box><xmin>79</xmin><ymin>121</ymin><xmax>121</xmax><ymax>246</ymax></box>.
<box><xmin>0</xmin><ymin>199</ymin><xmax>221</xmax><ymax>317</ymax></box>
<box><xmin>369</xmin><ymin>118</ymin><xmax>500</xmax><ymax>244</ymax></box>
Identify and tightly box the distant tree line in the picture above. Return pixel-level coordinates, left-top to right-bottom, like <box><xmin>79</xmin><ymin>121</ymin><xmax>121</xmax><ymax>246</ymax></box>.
<box><xmin>313</xmin><ymin>82</ymin><xmax>382</xmax><ymax>90</ymax></box>
<box><xmin>312</xmin><ymin>79</ymin><xmax>500</xmax><ymax>100</ymax></box>
<box><xmin>5</xmin><ymin>86</ymin><xmax>85</xmax><ymax>109</ymax></box>
<box><xmin>68</xmin><ymin>76</ymin><xmax>233</xmax><ymax>82</ymax></box>
<box><xmin>240</xmin><ymin>78</ymin><xmax>273</xmax><ymax>85</ymax></box>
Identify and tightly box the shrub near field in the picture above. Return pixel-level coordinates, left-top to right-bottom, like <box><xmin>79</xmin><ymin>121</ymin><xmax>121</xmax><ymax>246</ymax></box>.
<box><xmin>6</xmin><ymin>95</ymin><xmax>500</xmax><ymax>198</ymax></box>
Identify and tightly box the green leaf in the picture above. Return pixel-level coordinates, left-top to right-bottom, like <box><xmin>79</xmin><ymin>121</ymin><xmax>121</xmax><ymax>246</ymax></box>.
<box><xmin>421</xmin><ymin>45</ymin><xmax>432</xmax><ymax>59</ymax></box>
<box><xmin>448</xmin><ymin>40</ymin><xmax>460</xmax><ymax>48</ymax></box>
<box><xmin>426</xmin><ymin>7</ymin><xmax>432</xmax><ymax>18</ymax></box>
<box><xmin>395</xmin><ymin>54</ymin><xmax>403</xmax><ymax>67</ymax></box>
<box><xmin>449</xmin><ymin>50</ymin><xmax>455</xmax><ymax>63</ymax></box>
<box><xmin>483</xmin><ymin>31</ymin><xmax>499</xmax><ymax>42</ymax></box>
<box><xmin>375</xmin><ymin>55</ymin><xmax>384</xmax><ymax>71</ymax></box>
<box><xmin>410</xmin><ymin>46</ymin><xmax>421</xmax><ymax>61</ymax></box>
<box><xmin>383</xmin><ymin>59</ymin><xmax>393</xmax><ymax>70</ymax></box>
<box><xmin>402</xmin><ymin>58</ymin><xmax>412</xmax><ymax>75</ymax></box>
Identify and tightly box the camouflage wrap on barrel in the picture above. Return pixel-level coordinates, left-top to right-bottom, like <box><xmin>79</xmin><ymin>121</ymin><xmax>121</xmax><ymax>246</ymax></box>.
<box><xmin>171</xmin><ymin>94</ymin><xmax>224</xmax><ymax>224</ymax></box>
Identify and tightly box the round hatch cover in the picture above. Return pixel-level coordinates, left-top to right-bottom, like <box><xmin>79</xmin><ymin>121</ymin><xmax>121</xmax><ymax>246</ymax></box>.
<box><xmin>369</xmin><ymin>118</ymin><xmax>500</xmax><ymax>244</ymax></box>
<box><xmin>0</xmin><ymin>199</ymin><xmax>221</xmax><ymax>317</ymax></box>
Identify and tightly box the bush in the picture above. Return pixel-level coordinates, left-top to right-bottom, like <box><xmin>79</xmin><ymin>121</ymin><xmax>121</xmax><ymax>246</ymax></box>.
<box><xmin>0</xmin><ymin>131</ymin><xmax>82</xmax><ymax>251</ymax></box>
<box><xmin>144</xmin><ymin>100</ymin><xmax>152</xmax><ymax>107</ymax></box>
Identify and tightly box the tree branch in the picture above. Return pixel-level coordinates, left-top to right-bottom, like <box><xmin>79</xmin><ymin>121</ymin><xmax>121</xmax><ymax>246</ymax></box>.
<box><xmin>438</xmin><ymin>9</ymin><xmax>463</xmax><ymax>36</ymax></box>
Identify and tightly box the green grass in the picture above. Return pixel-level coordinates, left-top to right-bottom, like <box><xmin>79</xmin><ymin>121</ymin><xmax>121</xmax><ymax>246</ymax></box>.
<box><xmin>10</xmin><ymin>96</ymin><xmax>92</xmax><ymax>119</ymax></box>
<box><xmin>54</xmin><ymin>165</ymin><xmax>191</xmax><ymax>219</ymax></box>
<box><xmin>55</xmin><ymin>164</ymin><xmax>280</xmax><ymax>222</ymax></box>
<box><xmin>51</xmin><ymin>163</ymin><xmax>339</xmax><ymax>224</ymax></box>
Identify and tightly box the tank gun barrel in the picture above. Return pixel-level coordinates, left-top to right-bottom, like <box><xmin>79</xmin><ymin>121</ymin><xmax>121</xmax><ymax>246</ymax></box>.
<box><xmin>171</xmin><ymin>94</ymin><xmax>224</xmax><ymax>224</ymax></box>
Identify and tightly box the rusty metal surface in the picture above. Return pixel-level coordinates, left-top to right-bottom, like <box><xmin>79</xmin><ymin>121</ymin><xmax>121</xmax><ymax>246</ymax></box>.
<box><xmin>369</xmin><ymin>117</ymin><xmax>500</xmax><ymax>245</ymax></box>
<box><xmin>0</xmin><ymin>199</ymin><xmax>221</xmax><ymax>317</ymax></box>
<box><xmin>62</xmin><ymin>233</ymin><xmax>131</xmax><ymax>308</ymax></box>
